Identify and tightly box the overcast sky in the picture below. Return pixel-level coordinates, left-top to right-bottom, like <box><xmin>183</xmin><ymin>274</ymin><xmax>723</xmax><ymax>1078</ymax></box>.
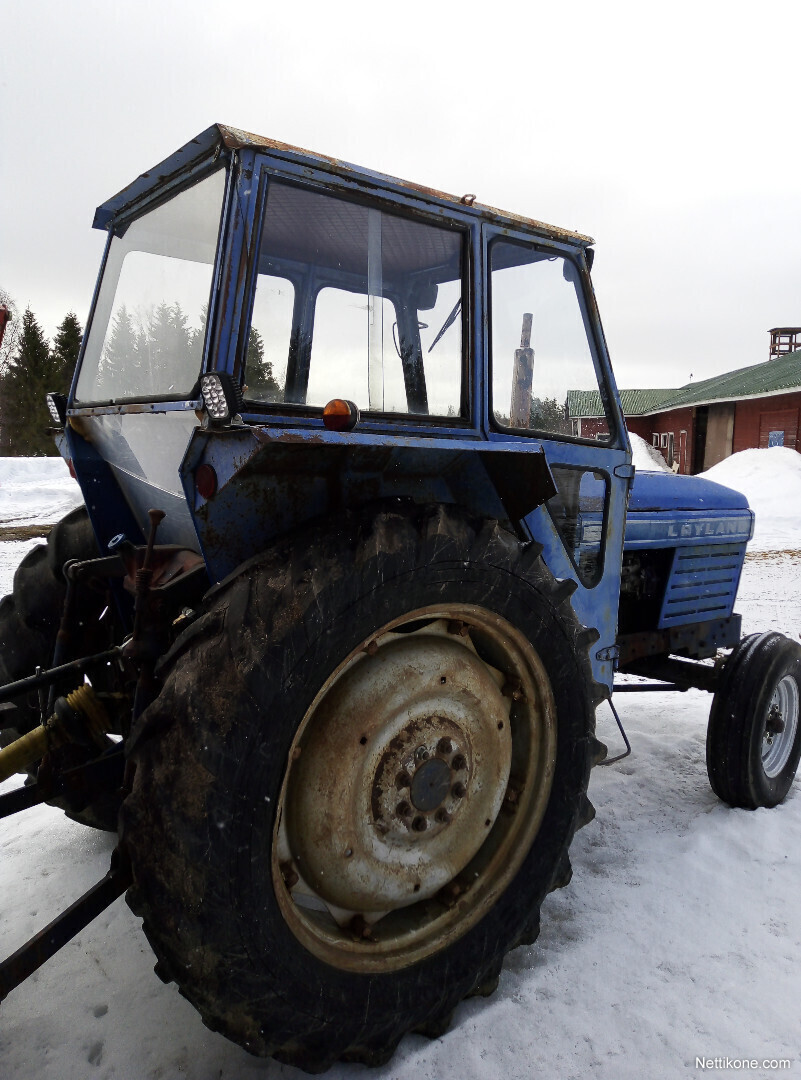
<box><xmin>2</xmin><ymin>0</ymin><xmax>800</xmax><ymax>390</ymax></box>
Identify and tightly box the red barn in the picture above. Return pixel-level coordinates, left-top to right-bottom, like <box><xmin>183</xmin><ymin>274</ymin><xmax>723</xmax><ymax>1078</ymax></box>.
<box><xmin>568</xmin><ymin>349</ymin><xmax>801</xmax><ymax>475</ymax></box>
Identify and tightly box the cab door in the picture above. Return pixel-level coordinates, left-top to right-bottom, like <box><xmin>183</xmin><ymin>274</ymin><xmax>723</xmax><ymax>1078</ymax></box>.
<box><xmin>483</xmin><ymin>227</ymin><xmax>632</xmax><ymax>692</ymax></box>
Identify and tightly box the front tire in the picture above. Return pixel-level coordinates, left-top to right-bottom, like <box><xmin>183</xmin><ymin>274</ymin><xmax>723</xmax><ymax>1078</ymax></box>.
<box><xmin>707</xmin><ymin>632</ymin><xmax>801</xmax><ymax>809</ymax></box>
<box><xmin>121</xmin><ymin>504</ymin><xmax>602</xmax><ymax>1070</ymax></box>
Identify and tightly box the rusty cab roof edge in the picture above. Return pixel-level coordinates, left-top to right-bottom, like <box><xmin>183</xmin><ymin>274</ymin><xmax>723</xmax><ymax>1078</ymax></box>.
<box><xmin>93</xmin><ymin>123</ymin><xmax>594</xmax><ymax>248</ymax></box>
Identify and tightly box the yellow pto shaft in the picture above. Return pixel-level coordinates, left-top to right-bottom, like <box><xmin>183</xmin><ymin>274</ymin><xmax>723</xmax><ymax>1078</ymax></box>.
<box><xmin>0</xmin><ymin>685</ymin><xmax>111</xmax><ymax>784</ymax></box>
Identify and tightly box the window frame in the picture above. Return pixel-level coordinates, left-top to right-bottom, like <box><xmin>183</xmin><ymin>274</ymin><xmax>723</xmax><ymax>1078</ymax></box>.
<box><xmin>546</xmin><ymin>463</ymin><xmax>611</xmax><ymax>589</ymax></box>
<box><xmin>237</xmin><ymin>171</ymin><xmax>474</xmax><ymax>432</ymax></box>
<box><xmin>486</xmin><ymin>233</ymin><xmax>619</xmax><ymax>448</ymax></box>
<box><xmin>71</xmin><ymin>161</ymin><xmax>230</xmax><ymax>408</ymax></box>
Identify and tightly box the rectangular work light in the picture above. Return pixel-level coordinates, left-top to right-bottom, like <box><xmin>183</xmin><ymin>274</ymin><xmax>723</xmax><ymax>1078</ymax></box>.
<box><xmin>200</xmin><ymin>372</ymin><xmax>242</xmax><ymax>424</ymax></box>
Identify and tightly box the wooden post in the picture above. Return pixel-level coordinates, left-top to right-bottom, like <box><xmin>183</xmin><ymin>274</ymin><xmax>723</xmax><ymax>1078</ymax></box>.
<box><xmin>510</xmin><ymin>313</ymin><xmax>534</xmax><ymax>427</ymax></box>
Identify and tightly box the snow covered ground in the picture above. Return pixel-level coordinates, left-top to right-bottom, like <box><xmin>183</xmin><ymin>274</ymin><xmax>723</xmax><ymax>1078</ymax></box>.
<box><xmin>1</xmin><ymin>456</ymin><xmax>800</xmax><ymax>1080</ymax></box>
<box><xmin>0</xmin><ymin>455</ymin><xmax>84</xmax><ymax>531</ymax></box>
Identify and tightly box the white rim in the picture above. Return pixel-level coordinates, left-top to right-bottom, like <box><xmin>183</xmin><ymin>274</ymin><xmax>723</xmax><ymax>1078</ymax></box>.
<box><xmin>762</xmin><ymin>674</ymin><xmax>800</xmax><ymax>779</ymax></box>
<box><xmin>272</xmin><ymin>604</ymin><xmax>557</xmax><ymax>972</ymax></box>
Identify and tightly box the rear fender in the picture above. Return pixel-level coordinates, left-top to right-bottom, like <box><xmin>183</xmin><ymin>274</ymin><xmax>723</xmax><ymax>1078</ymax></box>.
<box><xmin>179</xmin><ymin>425</ymin><xmax>558</xmax><ymax>582</ymax></box>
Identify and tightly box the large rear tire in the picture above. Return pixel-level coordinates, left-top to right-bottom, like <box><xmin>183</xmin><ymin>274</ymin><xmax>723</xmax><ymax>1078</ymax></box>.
<box><xmin>0</xmin><ymin>506</ymin><xmax>99</xmax><ymax>738</ymax></box>
<box><xmin>0</xmin><ymin>506</ymin><xmax>118</xmax><ymax>830</ymax></box>
<box><xmin>122</xmin><ymin>503</ymin><xmax>604</xmax><ymax>1071</ymax></box>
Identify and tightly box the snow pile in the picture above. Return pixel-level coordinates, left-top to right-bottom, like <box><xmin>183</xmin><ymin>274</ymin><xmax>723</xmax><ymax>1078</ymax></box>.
<box><xmin>702</xmin><ymin>446</ymin><xmax>801</xmax><ymax>552</ymax></box>
<box><xmin>629</xmin><ymin>431</ymin><xmax>671</xmax><ymax>472</ymax></box>
<box><xmin>0</xmin><ymin>456</ymin><xmax>83</xmax><ymax>526</ymax></box>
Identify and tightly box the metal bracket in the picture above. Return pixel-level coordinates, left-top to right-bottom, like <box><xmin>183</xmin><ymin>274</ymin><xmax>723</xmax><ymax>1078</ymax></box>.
<box><xmin>596</xmin><ymin>697</ymin><xmax>632</xmax><ymax>766</ymax></box>
<box><xmin>0</xmin><ymin>857</ymin><xmax>131</xmax><ymax>1002</ymax></box>
<box><xmin>596</xmin><ymin>644</ymin><xmax>620</xmax><ymax>663</ymax></box>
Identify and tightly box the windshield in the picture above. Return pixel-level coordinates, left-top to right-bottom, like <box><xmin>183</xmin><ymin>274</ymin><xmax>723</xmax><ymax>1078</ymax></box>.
<box><xmin>244</xmin><ymin>181</ymin><xmax>465</xmax><ymax>418</ymax></box>
<box><xmin>75</xmin><ymin>168</ymin><xmax>226</xmax><ymax>404</ymax></box>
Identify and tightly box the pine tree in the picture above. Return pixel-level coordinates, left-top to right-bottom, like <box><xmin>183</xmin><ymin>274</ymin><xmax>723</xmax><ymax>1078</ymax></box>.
<box><xmin>0</xmin><ymin>307</ymin><xmax>59</xmax><ymax>456</ymax></box>
<box><xmin>530</xmin><ymin>396</ymin><xmax>570</xmax><ymax>435</ymax></box>
<box><xmin>99</xmin><ymin>305</ymin><xmax>138</xmax><ymax>396</ymax></box>
<box><xmin>139</xmin><ymin>302</ymin><xmax>193</xmax><ymax>394</ymax></box>
<box><xmin>51</xmin><ymin>311</ymin><xmax>82</xmax><ymax>394</ymax></box>
<box><xmin>245</xmin><ymin>326</ymin><xmax>281</xmax><ymax>402</ymax></box>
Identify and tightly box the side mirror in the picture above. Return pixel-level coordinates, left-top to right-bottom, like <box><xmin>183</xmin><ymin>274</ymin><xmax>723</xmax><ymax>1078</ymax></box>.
<box><xmin>414</xmin><ymin>283</ymin><xmax>439</xmax><ymax>311</ymax></box>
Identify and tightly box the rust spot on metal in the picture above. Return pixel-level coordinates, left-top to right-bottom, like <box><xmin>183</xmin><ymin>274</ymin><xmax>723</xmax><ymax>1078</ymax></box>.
<box><xmin>436</xmin><ymin>880</ymin><xmax>464</xmax><ymax>908</ymax></box>
<box><xmin>279</xmin><ymin>862</ymin><xmax>299</xmax><ymax>889</ymax></box>
<box><xmin>502</xmin><ymin>677</ymin><xmax>526</xmax><ymax>701</ymax></box>
<box><xmin>214</xmin><ymin>124</ymin><xmax>594</xmax><ymax>245</ymax></box>
<box><xmin>348</xmin><ymin>914</ymin><xmax>373</xmax><ymax>940</ymax></box>
<box><xmin>502</xmin><ymin>786</ymin><xmax>520</xmax><ymax>815</ymax></box>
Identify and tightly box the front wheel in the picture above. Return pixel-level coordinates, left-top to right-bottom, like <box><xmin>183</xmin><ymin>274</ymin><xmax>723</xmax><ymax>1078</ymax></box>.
<box><xmin>707</xmin><ymin>632</ymin><xmax>801</xmax><ymax>809</ymax></box>
<box><xmin>121</xmin><ymin>504</ymin><xmax>603</xmax><ymax>1070</ymax></box>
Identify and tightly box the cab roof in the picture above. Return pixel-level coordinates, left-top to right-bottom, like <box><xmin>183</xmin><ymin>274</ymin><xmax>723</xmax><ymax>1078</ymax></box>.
<box><xmin>94</xmin><ymin>123</ymin><xmax>594</xmax><ymax>248</ymax></box>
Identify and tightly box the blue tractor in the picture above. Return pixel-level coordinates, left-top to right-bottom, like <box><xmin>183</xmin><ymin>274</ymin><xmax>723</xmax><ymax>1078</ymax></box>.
<box><xmin>1</xmin><ymin>125</ymin><xmax>799</xmax><ymax>1070</ymax></box>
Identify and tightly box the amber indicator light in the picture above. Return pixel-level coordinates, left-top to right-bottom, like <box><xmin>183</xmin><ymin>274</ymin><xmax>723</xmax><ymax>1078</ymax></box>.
<box><xmin>322</xmin><ymin>399</ymin><xmax>359</xmax><ymax>432</ymax></box>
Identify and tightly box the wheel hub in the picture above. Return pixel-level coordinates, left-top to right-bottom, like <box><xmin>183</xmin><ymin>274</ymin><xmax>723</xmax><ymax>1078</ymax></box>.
<box><xmin>410</xmin><ymin>755</ymin><xmax>452</xmax><ymax>812</ymax></box>
<box><xmin>372</xmin><ymin>715</ymin><xmax>473</xmax><ymax>841</ymax></box>
<box><xmin>283</xmin><ymin>621</ymin><xmax>512</xmax><ymax>912</ymax></box>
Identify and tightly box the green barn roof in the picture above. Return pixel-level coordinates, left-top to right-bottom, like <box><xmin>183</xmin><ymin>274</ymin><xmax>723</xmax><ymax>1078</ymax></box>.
<box><xmin>567</xmin><ymin>388</ymin><xmax>676</xmax><ymax>418</ymax></box>
<box><xmin>568</xmin><ymin>351</ymin><xmax>801</xmax><ymax>418</ymax></box>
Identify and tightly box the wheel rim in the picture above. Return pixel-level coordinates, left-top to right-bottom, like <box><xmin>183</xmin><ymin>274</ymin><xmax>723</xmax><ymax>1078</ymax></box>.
<box><xmin>762</xmin><ymin>674</ymin><xmax>800</xmax><ymax>778</ymax></box>
<box><xmin>272</xmin><ymin>604</ymin><xmax>557</xmax><ymax>973</ymax></box>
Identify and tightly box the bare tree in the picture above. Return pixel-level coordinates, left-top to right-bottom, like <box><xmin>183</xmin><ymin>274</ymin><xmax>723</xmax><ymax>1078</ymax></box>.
<box><xmin>0</xmin><ymin>289</ymin><xmax>21</xmax><ymax>452</ymax></box>
<box><xmin>0</xmin><ymin>288</ymin><xmax>20</xmax><ymax>376</ymax></box>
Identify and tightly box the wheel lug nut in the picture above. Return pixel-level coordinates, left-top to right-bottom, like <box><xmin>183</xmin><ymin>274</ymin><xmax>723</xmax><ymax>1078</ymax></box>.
<box><xmin>452</xmin><ymin>754</ymin><xmax>466</xmax><ymax>771</ymax></box>
<box><xmin>395</xmin><ymin>770</ymin><xmax>411</xmax><ymax>789</ymax></box>
<box><xmin>415</xmin><ymin>746</ymin><xmax>429</xmax><ymax>762</ymax></box>
<box><xmin>396</xmin><ymin>800</ymin><xmax>411</xmax><ymax>817</ymax></box>
<box><xmin>437</xmin><ymin>737</ymin><xmax>453</xmax><ymax>755</ymax></box>
<box><xmin>435</xmin><ymin>808</ymin><xmax>450</xmax><ymax>824</ymax></box>
<box><xmin>411</xmin><ymin>815</ymin><xmax>427</xmax><ymax>832</ymax></box>
<box><xmin>452</xmin><ymin>781</ymin><xmax>466</xmax><ymax>799</ymax></box>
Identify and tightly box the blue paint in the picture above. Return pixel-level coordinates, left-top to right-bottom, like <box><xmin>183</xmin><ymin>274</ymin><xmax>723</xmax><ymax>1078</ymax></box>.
<box><xmin>66</xmin><ymin>124</ymin><xmax>757</xmax><ymax>701</ymax></box>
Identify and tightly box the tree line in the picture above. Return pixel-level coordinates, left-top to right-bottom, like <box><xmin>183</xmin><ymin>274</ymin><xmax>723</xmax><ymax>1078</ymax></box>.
<box><xmin>0</xmin><ymin>290</ymin><xmax>282</xmax><ymax>458</ymax></box>
<box><xmin>0</xmin><ymin>291</ymin><xmax>81</xmax><ymax>457</ymax></box>
<box><xmin>97</xmin><ymin>301</ymin><xmax>280</xmax><ymax>401</ymax></box>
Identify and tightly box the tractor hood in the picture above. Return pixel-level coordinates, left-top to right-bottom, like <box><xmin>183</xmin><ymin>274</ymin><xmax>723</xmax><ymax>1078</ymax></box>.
<box><xmin>624</xmin><ymin>470</ymin><xmax>754</xmax><ymax>550</ymax></box>
<box><xmin>628</xmin><ymin>470</ymin><xmax>750</xmax><ymax>513</ymax></box>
